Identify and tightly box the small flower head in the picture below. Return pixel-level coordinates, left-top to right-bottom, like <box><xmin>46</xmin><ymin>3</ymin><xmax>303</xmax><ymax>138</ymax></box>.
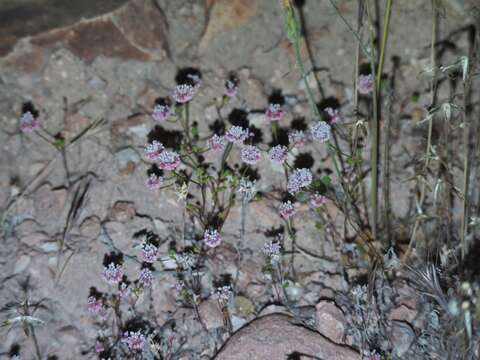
<box><xmin>139</xmin><ymin>268</ymin><xmax>153</xmax><ymax>288</ymax></box>
<box><xmin>141</xmin><ymin>243</ymin><xmax>159</xmax><ymax>263</ymax></box>
<box><xmin>87</xmin><ymin>296</ymin><xmax>103</xmax><ymax>314</ymax></box>
<box><xmin>145</xmin><ymin>174</ymin><xmax>162</xmax><ymax>190</ymax></box>
<box><xmin>158</xmin><ymin>150</ymin><xmax>181</xmax><ymax>171</ymax></box>
<box><xmin>203</xmin><ymin>229</ymin><xmax>222</xmax><ymax>248</ymax></box>
<box><xmin>152</xmin><ymin>103</ymin><xmax>172</xmax><ymax>122</ymax></box>
<box><xmin>207</xmin><ymin>134</ymin><xmax>226</xmax><ymax>152</ymax></box>
<box><xmin>225</xmin><ymin>126</ymin><xmax>250</xmax><ymax>145</ymax></box>
<box><xmin>103</xmin><ymin>263</ymin><xmax>124</xmax><ymax>285</ymax></box>
<box><xmin>310</xmin><ymin>193</ymin><xmax>327</xmax><ymax>208</ymax></box>
<box><xmin>288</xmin><ymin>168</ymin><xmax>313</xmax><ymax>194</ymax></box>
<box><xmin>225</xmin><ymin>79</ymin><xmax>239</xmax><ymax>97</ymax></box>
<box><xmin>144</xmin><ymin>140</ymin><xmax>164</xmax><ymax>160</ymax></box>
<box><xmin>122</xmin><ymin>330</ymin><xmax>146</xmax><ymax>351</ymax></box>
<box><xmin>212</xmin><ymin>285</ymin><xmax>232</xmax><ymax>303</ymax></box>
<box><xmin>268</xmin><ymin>145</ymin><xmax>288</xmax><ymax>164</ymax></box>
<box><xmin>358</xmin><ymin>74</ymin><xmax>374</xmax><ymax>95</ymax></box>
<box><xmin>363</xmin><ymin>350</ymin><xmax>381</xmax><ymax>360</ymax></box>
<box><xmin>279</xmin><ymin>201</ymin><xmax>296</xmax><ymax>219</ymax></box>
<box><xmin>288</xmin><ymin>130</ymin><xmax>306</xmax><ymax>147</ymax></box>
<box><xmin>118</xmin><ymin>282</ymin><xmax>131</xmax><ymax>299</ymax></box>
<box><xmin>265</xmin><ymin>103</ymin><xmax>285</xmax><ymax>122</ymax></box>
<box><xmin>263</xmin><ymin>240</ymin><xmax>281</xmax><ymax>263</ymax></box>
<box><xmin>95</xmin><ymin>341</ymin><xmax>105</xmax><ymax>354</ymax></box>
<box><xmin>241</xmin><ymin>145</ymin><xmax>261</xmax><ymax>165</ymax></box>
<box><xmin>309</xmin><ymin>121</ymin><xmax>331</xmax><ymax>143</ymax></box>
<box><xmin>20</xmin><ymin>111</ymin><xmax>40</xmax><ymax>132</ymax></box>
<box><xmin>173</xmin><ymin>84</ymin><xmax>196</xmax><ymax>103</ymax></box>
<box><xmin>324</xmin><ymin>107</ymin><xmax>340</xmax><ymax>124</ymax></box>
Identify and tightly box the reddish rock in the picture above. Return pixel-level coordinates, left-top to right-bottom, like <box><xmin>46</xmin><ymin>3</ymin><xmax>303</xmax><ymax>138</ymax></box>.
<box><xmin>109</xmin><ymin>201</ymin><xmax>136</xmax><ymax>222</ymax></box>
<box><xmin>387</xmin><ymin>304</ymin><xmax>417</xmax><ymax>323</ymax></box>
<box><xmin>214</xmin><ymin>314</ymin><xmax>358</xmax><ymax>360</ymax></box>
<box><xmin>315</xmin><ymin>301</ymin><xmax>346</xmax><ymax>343</ymax></box>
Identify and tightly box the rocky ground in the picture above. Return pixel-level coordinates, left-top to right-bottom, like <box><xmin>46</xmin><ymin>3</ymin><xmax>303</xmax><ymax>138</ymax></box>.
<box><xmin>0</xmin><ymin>0</ymin><xmax>478</xmax><ymax>359</ymax></box>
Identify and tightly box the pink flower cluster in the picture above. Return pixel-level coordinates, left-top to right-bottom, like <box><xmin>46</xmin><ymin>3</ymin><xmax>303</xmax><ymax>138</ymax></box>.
<box><xmin>102</xmin><ymin>263</ymin><xmax>124</xmax><ymax>285</ymax></box>
<box><xmin>287</xmin><ymin>168</ymin><xmax>313</xmax><ymax>194</ymax></box>
<box><xmin>358</xmin><ymin>74</ymin><xmax>374</xmax><ymax>95</ymax></box>
<box><xmin>310</xmin><ymin>193</ymin><xmax>327</xmax><ymax>208</ymax></box>
<box><xmin>152</xmin><ymin>103</ymin><xmax>172</xmax><ymax>122</ymax></box>
<box><xmin>144</xmin><ymin>140</ymin><xmax>181</xmax><ymax>172</ymax></box>
<box><xmin>208</xmin><ymin>134</ymin><xmax>226</xmax><ymax>152</ymax></box>
<box><xmin>324</xmin><ymin>107</ymin><xmax>341</xmax><ymax>124</ymax></box>
<box><xmin>19</xmin><ymin>111</ymin><xmax>40</xmax><ymax>132</ymax></box>
<box><xmin>279</xmin><ymin>201</ymin><xmax>296</xmax><ymax>219</ymax></box>
<box><xmin>87</xmin><ymin>296</ymin><xmax>107</xmax><ymax>320</ymax></box>
<box><xmin>265</xmin><ymin>103</ymin><xmax>285</xmax><ymax>121</ymax></box>
<box><xmin>263</xmin><ymin>240</ymin><xmax>281</xmax><ymax>261</ymax></box>
<box><xmin>141</xmin><ymin>243</ymin><xmax>159</xmax><ymax>263</ymax></box>
<box><xmin>225</xmin><ymin>126</ymin><xmax>250</xmax><ymax>145</ymax></box>
<box><xmin>139</xmin><ymin>268</ymin><xmax>153</xmax><ymax>288</ymax></box>
<box><xmin>225</xmin><ymin>79</ymin><xmax>239</xmax><ymax>97</ymax></box>
<box><xmin>203</xmin><ymin>229</ymin><xmax>222</xmax><ymax>248</ymax></box>
<box><xmin>145</xmin><ymin>174</ymin><xmax>162</xmax><ymax>190</ymax></box>
<box><xmin>288</xmin><ymin>130</ymin><xmax>306</xmax><ymax>148</ymax></box>
<box><xmin>212</xmin><ymin>285</ymin><xmax>232</xmax><ymax>303</ymax></box>
<box><xmin>173</xmin><ymin>84</ymin><xmax>196</xmax><ymax>103</ymax></box>
<box><xmin>122</xmin><ymin>330</ymin><xmax>146</xmax><ymax>350</ymax></box>
<box><xmin>241</xmin><ymin>145</ymin><xmax>261</xmax><ymax>165</ymax></box>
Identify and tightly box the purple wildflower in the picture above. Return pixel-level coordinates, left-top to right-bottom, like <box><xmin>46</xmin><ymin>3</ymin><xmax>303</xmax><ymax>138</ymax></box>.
<box><xmin>141</xmin><ymin>243</ymin><xmax>159</xmax><ymax>263</ymax></box>
<box><xmin>324</xmin><ymin>107</ymin><xmax>341</xmax><ymax>124</ymax></box>
<box><xmin>20</xmin><ymin>111</ymin><xmax>40</xmax><ymax>132</ymax></box>
<box><xmin>241</xmin><ymin>145</ymin><xmax>261</xmax><ymax>165</ymax></box>
<box><xmin>212</xmin><ymin>285</ymin><xmax>232</xmax><ymax>303</ymax></box>
<box><xmin>279</xmin><ymin>201</ymin><xmax>296</xmax><ymax>219</ymax></box>
<box><xmin>144</xmin><ymin>140</ymin><xmax>164</xmax><ymax>160</ymax></box>
<box><xmin>225</xmin><ymin>79</ymin><xmax>239</xmax><ymax>97</ymax></box>
<box><xmin>265</xmin><ymin>103</ymin><xmax>285</xmax><ymax>122</ymax></box>
<box><xmin>358</xmin><ymin>74</ymin><xmax>374</xmax><ymax>95</ymax></box>
<box><xmin>145</xmin><ymin>174</ymin><xmax>162</xmax><ymax>190</ymax></box>
<box><xmin>287</xmin><ymin>168</ymin><xmax>313</xmax><ymax>194</ymax></box>
<box><xmin>225</xmin><ymin>126</ymin><xmax>250</xmax><ymax>145</ymax></box>
<box><xmin>122</xmin><ymin>330</ymin><xmax>146</xmax><ymax>351</ymax></box>
<box><xmin>203</xmin><ymin>229</ymin><xmax>222</xmax><ymax>248</ymax></box>
<box><xmin>310</xmin><ymin>121</ymin><xmax>331</xmax><ymax>142</ymax></box>
<box><xmin>152</xmin><ymin>103</ymin><xmax>172</xmax><ymax>122</ymax></box>
<box><xmin>173</xmin><ymin>84</ymin><xmax>196</xmax><ymax>103</ymax></box>
<box><xmin>139</xmin><ymin>268</ymin><xmax>153</xmax><ymax>288</ymax></box>
<box><xmin>363</xmin><ymin>350</ymin><xmax>381</xmax><ymax>360</ymax></box>
<box><xmin>268</xmin><ymin>145</ymin><xmax>288</xmax><ymax>164</ymax></box>
<box><xmin>310</xmin><ymin>193</ymin><xmax>327</xmax><ymax>208</ymax></box>
<box><xmin>102</xmin><ymin>263</ymin><xmax>124</xmax><ymax>285</ymax></box>
<box><xmin>263</xmin><ymin>240</ymin><xmax>281</xmax><ymax>262</ymax></box>
<box><xmin>87</xmin><ymin>296</ymin><xmax>103</xmax><ymax>314</ymax></box>
<box><xmin>207</xmin><ymin>134</ymin><xmax>226</xmax><ymax>152</ymax></box>
<box><xmin>95</xmin><ymin>341</ymin><xmax>105</xmax><ymax>354</ymax></box>
<box><xmin>118</xmin><ymin>282</ymin><xmax>131</xmax><ymax>299</ymax></box>
<box><xmin>158</xmin><ymin>150</ymin><xmax>181</xmax><ymax>171</ymax></box>
<box><xmin>288</xmin><ymin>130</ymin><xmax>306</xmax><ymax>148</ymax></box>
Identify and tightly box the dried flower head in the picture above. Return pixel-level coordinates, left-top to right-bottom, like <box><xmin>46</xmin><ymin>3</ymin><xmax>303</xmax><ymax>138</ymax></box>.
<box><xmin>324</xmin><ymin>107</ymin><xmax>341</xmax><ymax>124</ymax></box>
<box><xmin>203</xmin><ymin>229</ymin><xmax>222</xmax><ymax>248</ymax></box>
<box><xmin>122</xmin><ymin>330</ymin><xmax>146</xmax><ymax>350</ymax></box>
<box><xmin>358</xmin><ymin>74</ymin><xmax>374</xmax><ymax>95</ymax></box>
<box><xmin>268</xmin><ymin>145</ymin><xmax>289</xmax><ymax>164</ymax></box>
<box><xmin>309</xmin><ymin>121</ymin><xmax>331</xmax><ymax>142</ymax></box>
<box><xmin>103</xmin><ymin>263</ymin><xmax>124</xmax><ymax>285</ymax></box>
<box><xmin>145</xmin><ymin>174</ymin><xmax>162</xmax><ymax>190</ymax></box>
<box><xmin>144</xmin><ymin>140</ymin><xmax>164</xmax><ymax>160</ymax></box>
<box><xmin>225</xmin><ymin>126</ymin><xmax>250</xmax><ymax>145</ymax></box>
<box><xmin>173</xmin><ymin>84</ymin><xmax>196</xmax><ymax>103</ymax></box>
<box><xmin>237</xmin><ymin>178</ymin><xmax>257</xmax><ymax>202</ymax></box>
<box><xmin>288</xmin><ymin>130</ymin><xmax>306</xmax><ymax>147</ymax></box>
<box><xmin>279</xmin><ymin>201</ymin><xmax>296</xmax><ymax>219</ymax></box>
<box><xmin>241</xmin><ymin>145</ymin><xmax>261</xmax><ymax>165</ymax></box>
<box><xmin>158</xmin><ymin>150</ymin><xmax>181</xmax><ymax>171</ymax></box>
<box><xmin>152</xmin><ymin>103</ymin><xmax>172</xmax><ymax>122</ymax></box>
<box><xmin>265</xmin><ymin>103</ymin><xmax>285</xmax><ymax>122</ymax></box>
<box><xmin>20</xmin><ymin>111</ymin><xmax>40</xmax><ymax>132</ymax></box>
<box><xmin>287</xmin><ymin>168</ymin><xmax>312</xmax><ymax>194</ymax></box>
<box><xmin>207</xmin><ymin>134</ymin><xmax>226</xmax><ymax>152</ymax></box>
